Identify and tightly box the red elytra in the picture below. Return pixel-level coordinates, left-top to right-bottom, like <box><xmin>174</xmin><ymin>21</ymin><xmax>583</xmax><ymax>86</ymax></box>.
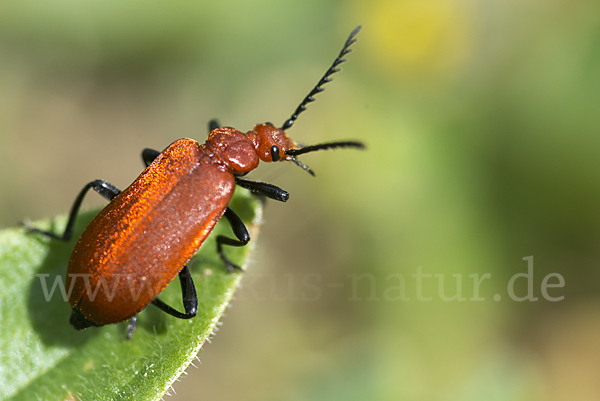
<box><xmin>29</xmin><ymin>26</ymin><xmax>364</xmax><ymax>339</ymax></box>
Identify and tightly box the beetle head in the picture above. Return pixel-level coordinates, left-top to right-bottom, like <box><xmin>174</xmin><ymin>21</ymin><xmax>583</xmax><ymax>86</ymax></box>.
<box><xmin>248</xmin><ymin>123</ymin><xmax>317</xmax><ymax>176</ymax></box>
<box><xmin>248</xmin><ymin>122</ymin><xmax>364</xmax><ymax>177</ymax></box>
<box><xmin>249</xmin><ymin>123</ymin><xmax>295</xmax><ymax>163</ymax></box>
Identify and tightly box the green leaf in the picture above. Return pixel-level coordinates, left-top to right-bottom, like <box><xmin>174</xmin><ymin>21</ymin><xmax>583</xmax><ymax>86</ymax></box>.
<box><xmin>0</xmin><ymin>189</ymin><xmax>262</xmax><ymax>401</ymax></box>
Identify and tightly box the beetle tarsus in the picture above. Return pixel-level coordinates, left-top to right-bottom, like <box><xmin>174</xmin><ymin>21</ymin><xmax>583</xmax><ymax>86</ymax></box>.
<box><xmin>150</xmin><ymin>265</ymin><xmax>198</xmax><ymax>319</ymax></box>
<box><xmin>179</xmin><ymin>265</ymin><xmax>198</xmax><ymax>316</ymax></box>
<box><xmin>126</xmin><ymin>316</ymin><xmax>137</xmax><ymax>340</ymax></box>
<box><xmin>217</xmin><ymin>207</ymin><xmax>250</xmax><ymax>272</ymax></box>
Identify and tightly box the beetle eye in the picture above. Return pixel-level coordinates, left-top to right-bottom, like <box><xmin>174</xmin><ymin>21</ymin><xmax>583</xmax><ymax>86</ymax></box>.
<box><xmin>264</xmin><ymin>122</ymin><xmax>274</xmax><ymax>126</ymax></box>
<box><xmin>270</xmin><ymin>145</ymin><xmax>281</xmax><ymax>162</ymax></box>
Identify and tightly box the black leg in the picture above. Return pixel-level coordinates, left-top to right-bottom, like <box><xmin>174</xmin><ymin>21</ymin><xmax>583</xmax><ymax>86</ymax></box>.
<box><xmin>142</xmin><ymin>148</ymin><xmax>161</xmax><ymax>167</ymax></box>
<box><xmin>217</xmin><ymin>207</ymin><xmax>250</xmax><ymax>272</ymax></box>
<box><xmin>209</xmin><ymin>119</ymin><xmax>220</xmax><ymax>132</ymax></box>
<box><xmin>151</xmin><ymin>265</ymin><xmax>198</xmax><ymax>319</ymax></box>
<box><xmin>235</xmin><ymin>178</ymin><xmax>289</xmax><ymax>202</ymax></box>
<box><xmin>27</xmin><ymin>180</ymin><xmax>121</xmax><ymax>242</ymax></box>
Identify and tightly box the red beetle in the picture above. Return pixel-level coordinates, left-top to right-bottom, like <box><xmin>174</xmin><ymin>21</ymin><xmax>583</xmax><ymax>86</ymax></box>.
<box><xmin>30</xmin><ymin>26</ymin><xmax>364</xmax><ymax>338</ymax></box>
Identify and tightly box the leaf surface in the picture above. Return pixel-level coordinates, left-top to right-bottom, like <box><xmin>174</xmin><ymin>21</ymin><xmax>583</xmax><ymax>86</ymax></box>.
<box><xmin>0</xmin><ymin>189</ymin><xmax>261</xmax><ymax>401</ymax></box>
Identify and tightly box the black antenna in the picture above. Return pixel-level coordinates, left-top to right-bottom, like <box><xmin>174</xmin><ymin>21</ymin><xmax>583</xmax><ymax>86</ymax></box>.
<box><xmin>285</xmin><ymin>141</ymin><xmax>365</xmax><ymax>157</ymax></box>
<box><xmin>281</xmin><ymin>25</ymin><xmax>361</xmax><ymax>131</ymax></box>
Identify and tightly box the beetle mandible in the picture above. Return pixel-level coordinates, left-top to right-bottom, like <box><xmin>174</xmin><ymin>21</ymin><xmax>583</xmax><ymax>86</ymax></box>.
<box><xmin>29</xmin><ymin>26</ymin><xmax>364</xmax><ymax>339</ymax></box>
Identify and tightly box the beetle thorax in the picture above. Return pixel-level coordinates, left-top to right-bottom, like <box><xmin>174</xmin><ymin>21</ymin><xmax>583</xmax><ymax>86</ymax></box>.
<box><xmin>204</xmin><ymin>127</ymin><xmax>260</xmax><ymax>174</ymax></box>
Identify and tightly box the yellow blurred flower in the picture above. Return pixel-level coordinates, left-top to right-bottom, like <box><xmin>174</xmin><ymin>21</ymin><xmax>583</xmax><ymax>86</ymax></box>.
<box><xmin>355</xmin><ymin>0</ymin><xmax>473</xmax><ymax>80</ymax></box>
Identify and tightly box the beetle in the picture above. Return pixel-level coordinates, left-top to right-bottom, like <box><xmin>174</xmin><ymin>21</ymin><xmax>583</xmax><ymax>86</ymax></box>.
<box><xmin>29</xmin><ymin>26</ymin><xmax>364</xmax><ymax>339</ymax></box>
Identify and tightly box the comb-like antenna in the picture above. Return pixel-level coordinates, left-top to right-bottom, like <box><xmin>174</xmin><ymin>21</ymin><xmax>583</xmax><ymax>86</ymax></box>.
<box><xmin>285</xmin><ymin>140</ymin><xmax>365</xmax><ymax>157</ymax></box>
<box><xmin>281</xmin><ymin>26</ymin><xmax>361</xmax><ymax>131</ymax></box>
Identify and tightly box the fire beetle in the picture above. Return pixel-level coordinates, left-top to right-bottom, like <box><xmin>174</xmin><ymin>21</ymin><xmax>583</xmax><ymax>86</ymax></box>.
<box><xmin>29</xmin><ymin>26</ymin><xmax>364</xmax><ymax>338</ymax></box>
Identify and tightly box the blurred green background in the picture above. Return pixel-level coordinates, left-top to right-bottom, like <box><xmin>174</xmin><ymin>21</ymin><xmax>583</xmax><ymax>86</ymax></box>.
<box><xmin>2</xmin><ymin>0</ymin><xmax>600</xmax><ymax>400</ymax></box>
